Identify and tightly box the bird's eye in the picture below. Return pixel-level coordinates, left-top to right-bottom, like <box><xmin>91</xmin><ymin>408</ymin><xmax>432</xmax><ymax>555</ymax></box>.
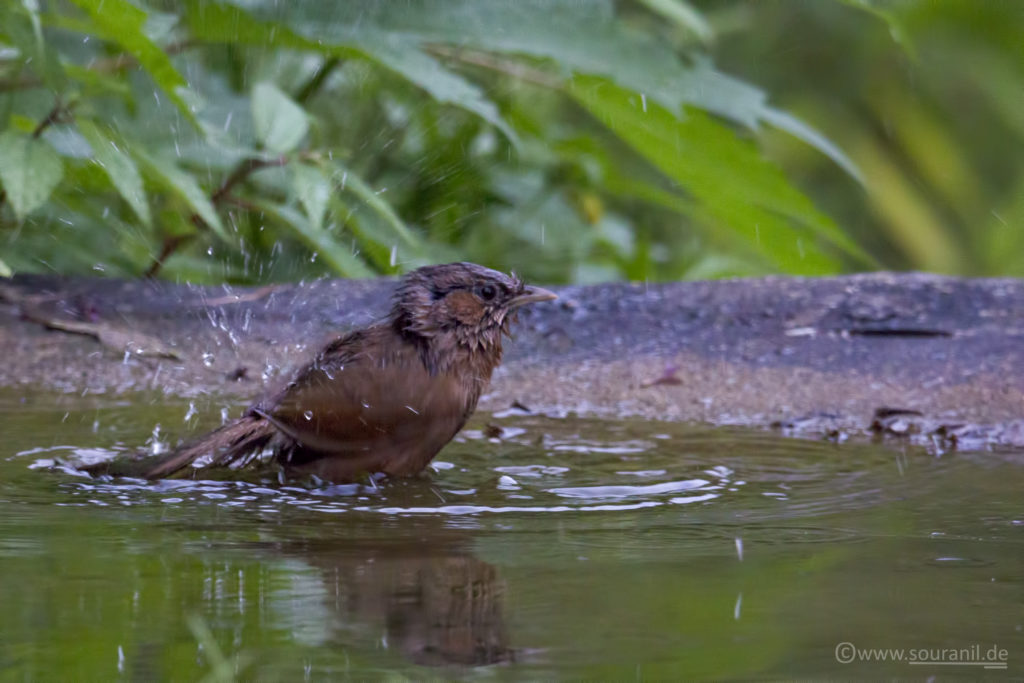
<box><xmin>476</xmin><ymin>284</ymin><xmax>498</xmax><ymax>302</ymax></box>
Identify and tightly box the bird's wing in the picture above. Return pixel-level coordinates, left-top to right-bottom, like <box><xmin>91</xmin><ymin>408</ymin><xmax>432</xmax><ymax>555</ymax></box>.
<box><xmin>261</xmin><ymin>327</ymin><xmax>470</xmax><ymax>459</ymax></box>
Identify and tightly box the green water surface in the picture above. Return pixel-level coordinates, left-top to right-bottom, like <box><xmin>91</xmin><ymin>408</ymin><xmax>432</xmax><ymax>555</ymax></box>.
<box><xmin>0</xmin><ymin>390</ymin><xmax>1021</xmax><ymax>680</ymax></box>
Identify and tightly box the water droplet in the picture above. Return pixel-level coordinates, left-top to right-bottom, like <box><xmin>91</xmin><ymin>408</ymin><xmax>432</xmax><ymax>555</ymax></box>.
<box><xmin>303</xmin><ymin>410</ymin><xmax>314</xmax><ymax>421</ymax></box>
<box><xmin>497</xmin><ymin>475</ymin><xmax>519</xmax><ymax>490</ymax></box>
<box><xmin>261</xmin><ymin>362</ymin><xmax>277</xmax><ymax>382</ymax></box>
<box><xmin>202</xmin><ymin>352</ymin><xmax>215</xmax><ymax>367</ymax></box>
<box><xmin>148</xmin><ymin>424</ymin><xmax>166</xmax><ymax>455</ymax></box>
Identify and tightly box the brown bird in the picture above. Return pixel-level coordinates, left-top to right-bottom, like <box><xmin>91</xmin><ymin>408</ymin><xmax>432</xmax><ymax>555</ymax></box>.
<box><xmin>138</xmin><ymin>262</ymin><xmax>555</xmax><ymax>482</ymax></box>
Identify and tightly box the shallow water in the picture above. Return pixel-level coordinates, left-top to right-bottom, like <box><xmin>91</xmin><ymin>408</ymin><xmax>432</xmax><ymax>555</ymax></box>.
<box><xmin>1</xmin><ymin>390</ymin><xmax>1021</xmax><ymax>679</ymax></box>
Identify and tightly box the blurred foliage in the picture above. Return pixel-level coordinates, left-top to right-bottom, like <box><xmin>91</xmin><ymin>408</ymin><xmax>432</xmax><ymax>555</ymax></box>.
<box><xmin>0</xmin><ymin>0</ymin><xmax>1019</xmax><ymax>283</ymax></box>
<box><xmin>710</xmin><ymin>0</ymin><xmax>1024</xmax><ymax>277</ymax></box>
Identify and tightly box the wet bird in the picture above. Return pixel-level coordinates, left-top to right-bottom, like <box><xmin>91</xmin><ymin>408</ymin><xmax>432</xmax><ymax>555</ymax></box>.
<box><xmin>138</xmin><ymin>262</ymin><xmax>556</xmax><ymax>482</ymax></box>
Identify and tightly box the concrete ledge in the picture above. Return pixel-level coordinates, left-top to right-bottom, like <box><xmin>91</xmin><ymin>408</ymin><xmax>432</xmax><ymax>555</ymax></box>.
<box><xmin>3</xmin><ymin>272</ymin><xmax>1023</xmax><ymax>449</ymax></box>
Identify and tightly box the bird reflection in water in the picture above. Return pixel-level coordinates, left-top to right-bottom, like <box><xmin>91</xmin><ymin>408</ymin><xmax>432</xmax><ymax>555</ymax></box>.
<box><xmin>275</xmin><ymin>530</ymin><xmax>511</xmax><ymax>667</ymax></box>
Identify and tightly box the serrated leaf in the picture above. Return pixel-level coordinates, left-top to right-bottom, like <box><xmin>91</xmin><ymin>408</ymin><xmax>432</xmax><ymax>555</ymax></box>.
<box><xmin>276</xmin><ymin>0</ymin><xmax>765</xmax><ymax>126</ymax></box>
<box><xmin>187</xmin><ymin>2</ymin><xmax>517</xmax><ymax>144</ymax></box>
<box><xmin>570</xmin><ymin>75</ymin><xmax>861</xmax><ymax>274</ymax></box>
<box><xmin>760</xmin><ymin>107</ymin><xmax>864</xmax><ymax>186</ymax></box>
<box><xmin>190</xmin><ymin>1</ymin><xmax>859</xmax><ymax>178</ymax></box>
<box><xmin>68</xmin><ymin>0</ymin><xmax>198</xmax><ymax>126</ymax></box>
<box><xmin>291</xmin><ymin>161</ymin><xmax>330</xmax><ymax>229</ymax></box>
<box><xmin>252</xmin><ymin>82</ymin><xmax>308</xmax><ymax>153</ymax></box>
<box><xmin>250</xmin><ymin>199</ymin><xmax>374</xmax><ymax>277</ymax></box>
<box><xmin>353</xmin><ymin>39</ymin><xmax>519</xmax><ymax>145</ymax></box>
<box><xmin>635</xmin><ymin>0</ymin><xmax>712</xmax><ymax>42</ymax></box>
<box><xmin>76</xmin><ymin>121</ymin><xmax>151</xmax><ymax>227</ymax></box>
<box><xmin>184</xmin><ymin>1</ymin><xmax>330</xmax><ymax>53</ymax></box>
<box><xmin>0</xmin><ymin>130</ymin><xmax>64</xmax><ymax>220</ymax></box>
<box><xmin>330</xmin><ymin>162</ymin><xmax>421</xmax><ymax>252</ymax></box>
<box><xmin>134</xmin><ymin>149</ymin><xmax>226</xmax><ymax>240</ymax></box>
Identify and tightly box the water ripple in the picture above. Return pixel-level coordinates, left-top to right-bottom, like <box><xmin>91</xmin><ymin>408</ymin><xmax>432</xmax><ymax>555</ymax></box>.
<box><xmin>12</xmin><ymin>414</ymin><xmax>952</xmax><ymax>526</ymax></box>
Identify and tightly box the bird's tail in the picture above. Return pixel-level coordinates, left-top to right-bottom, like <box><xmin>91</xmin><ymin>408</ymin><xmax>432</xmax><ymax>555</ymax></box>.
<box><xmin>84</xmin><ymin>415</ymin><xmax>275</xmax><ymax>479</ymax></box>
<box><xmin>143</xmin><ymin>415</ymin><xmax>275</xmax><ymax>479</ymax></box>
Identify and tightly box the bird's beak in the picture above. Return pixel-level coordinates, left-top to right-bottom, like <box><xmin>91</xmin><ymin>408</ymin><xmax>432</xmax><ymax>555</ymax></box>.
<box><xmin>509</xmin><ymin>286</ymin><xmax>557</xmax><ymax>309</ymax></box>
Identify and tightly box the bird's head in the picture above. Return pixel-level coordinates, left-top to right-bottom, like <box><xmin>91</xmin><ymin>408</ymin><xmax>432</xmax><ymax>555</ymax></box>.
<box><xmin>391</xmin><ymin>262</ymin><xmax>556</xmax><ymax>356</ymax></box>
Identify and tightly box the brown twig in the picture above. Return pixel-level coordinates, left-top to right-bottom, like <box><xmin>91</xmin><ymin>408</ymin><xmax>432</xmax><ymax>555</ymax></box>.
<box><xmin>210</xmin><ymin>156</ymin><xmax>288</xmax><ymax>204</ymax></box>
<box><xmin>144</xmin><ymin>234</ymin><xmax>195</xmax><ymax>279</ymax></box>
<box><xmin>145</xmin><ymin>155</ymin><xmax>288</xmax><ymax>278</ymax></box>
<box><xmin>32</xmin><ymin>98</ymin><xmax>75</xmax><ymax>138</ymax></box>
<box><xmin>201</xmin><ymin>284</ymin><xmax>280</xmax><ymax>306</ymax></box>
<box><xmin>19</xmin><ymin>306</ymin><xmax>182</xmax><ymax>359</ymax></box>
<box><xmin>220</xmin><ymin>196</ymin><xmax>261</xmax><ymax>212</ymax></box>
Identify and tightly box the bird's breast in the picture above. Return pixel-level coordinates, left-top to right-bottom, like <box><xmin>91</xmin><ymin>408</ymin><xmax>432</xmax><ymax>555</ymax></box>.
<box><xmin>273</xmin><ymin>358</ymin><xmax>485</xmax><ymax>479</ymax></box>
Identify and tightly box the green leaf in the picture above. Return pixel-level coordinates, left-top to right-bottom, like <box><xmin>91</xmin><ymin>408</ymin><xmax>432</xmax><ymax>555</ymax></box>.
<box><xmin>570</xmin><ymin>75</ymin><xmax>865</xmax><ymax>274</ymax></box>
<box><xmin>134</xmin><ymin>149</ymin><xmax>226</xmax><ymax>240</ymax></box>
<box><xmin>221</xmin><ymin>1</ymin><xmax>856</xmax><ymax>176</ymax></box>
<box><xmin>0</xmin><ymin>1</ymin><xmax>66</xmax><ymax>90</ymax></box>
<box><xmin>982</xmin><ymin>173</ymin><xmax>1024</xmax><ymax>275</ymax></box>
<box><xmin>352</xmin><ymin>39</ymin><xmax>519</xmax><ymax>145</ymax></box>
<box><xmin>839</xmin><ymin>0</ymin><xmax>916</xmax><ymax>55</ymax></box>
<box><xmin>0</xmin><ymin>256</ymin><xmax>12</xmax><ymax>278</ymax></box>
<box><xmin>0</xmin><ymin>130</ymin><xmax>64</xmax><ymax>220</ymax></box>
<box><xmin>760</xmin><ymin>108</ymin><xmax>864</xmax><ymax>186</ymax></box>
<box><xmin>635</xmin><ymin>0</ymin><xmax>713</xmax><ymax>42</ymax></box>
<box><xmin>329</xmin><ymin>162</ymin><xmax>422</xmax><ymax>252</ymax></box>
<box><xmin>283</xmin><ymin>0</ymin><xmax>765</xmax><ymax>126</ymax></box>
<box><xmin>290</xmin><ymin>162</ymin><xmax>330</xmax><ymax>230</ymax></box>
<box><xmin>249</xmin><ymin>199</ymin><xmax>374</xmax><ymax>277</ymax></box>
<box><xmin>184</xmin><ymin>1</ymin><xmax>331</xmax><ymax>53</ymax></box>
<box><xmin>251</xmin><ymin>82</ymin><xmax>309</xmax><ymax>153</ymax></box>
<box><xmin>77</xmin><ymin>120</ymin><xmax>151</xmax><ymax>227</ymax></box>
<box><xmin>68</xmin><ymin>0</ymin><xmax>198</xmax><ymax>126</ymax></box>
<box><xmin>186</xmin><ymin>2</ymin><xmax>517</xmax><ymax>143</ymax></box>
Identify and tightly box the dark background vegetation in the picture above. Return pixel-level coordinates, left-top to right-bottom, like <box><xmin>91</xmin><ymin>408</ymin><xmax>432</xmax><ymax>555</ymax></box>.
<box><xmin>1</xmin><ymin>0</ymin><xmax>1021</xmax><ymax>284</ymax></box>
